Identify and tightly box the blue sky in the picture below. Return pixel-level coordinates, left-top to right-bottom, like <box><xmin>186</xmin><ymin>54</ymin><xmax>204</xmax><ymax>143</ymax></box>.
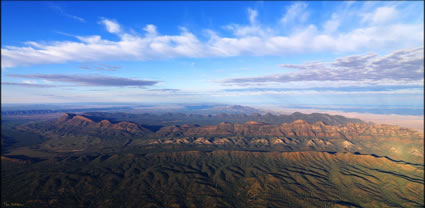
<box><xmin>1</xmin><ymin>1</ymin><xmax>424</xmax><ymax>113</ymax></box>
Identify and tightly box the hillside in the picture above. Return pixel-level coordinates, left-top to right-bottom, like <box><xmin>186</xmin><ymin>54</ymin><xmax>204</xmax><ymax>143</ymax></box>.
<box><xmin>2</xmin><ymin>112</ymin><xmax>423</xmax><ymax>208</ymax></box>
<box><xmin>2</xmin><ymin>151</ymin><xmax>423</xmax><ymax>207</ymax></box>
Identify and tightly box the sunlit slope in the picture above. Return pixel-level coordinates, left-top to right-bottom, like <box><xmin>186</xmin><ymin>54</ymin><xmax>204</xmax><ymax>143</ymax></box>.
<box><xmin>2</xmin><ymin>151</ymin><xmax>423</xmax><ymax>208</ymax></box>
<box><xmin>20</xmin><ymin>113</ymin><xmax>424</xmax><ymax>164</ymax></box>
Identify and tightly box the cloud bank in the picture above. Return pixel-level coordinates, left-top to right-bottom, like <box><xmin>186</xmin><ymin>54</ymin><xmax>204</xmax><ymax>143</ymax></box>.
<box><xmin>224</xmin><ymin>47</ymin><xmax>424</xmax><ymax>85</ymax></box>
<box><xmin>2</xmin><ymin>3</ymin><xmax>423</xmax><ymax>68</ymax></box>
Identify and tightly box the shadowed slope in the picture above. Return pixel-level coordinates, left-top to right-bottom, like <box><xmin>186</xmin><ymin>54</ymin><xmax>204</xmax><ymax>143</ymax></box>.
<box><xmin>2</xmin><ymin>151</ymin><xmax>423</xmax><ymax>208</ymax></box>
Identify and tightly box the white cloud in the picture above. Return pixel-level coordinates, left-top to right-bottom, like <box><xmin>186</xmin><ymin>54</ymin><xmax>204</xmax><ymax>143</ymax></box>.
<box><xmin>99</xmin><ymin>18</ymin><xmax>121</xmax><ymax>34</ymax></box>
<box><xmin>144</xmin><ymin>24</ymin><xmax>158</xmax><ymax>36</ymax></box>
<box><xmin>362</xmin><ymin>6</ymin><xmax>398</xmax><ymax>24</ymax></box>
<box><xmin>247</xmin><ymin>8</ymin><xmax>258</xmax><ymax>24</ymax></box>
<box><xmin>323</xmin><ymin>14</ymin><xmax>340</xmax><ymax>33</ymax></box>
<box><xmin>224</xmin><ymin>8</ymin><xmax>273</xmax><ymax>38</ymax></box>
<box><xmin>1</xmin><ymin>4</ymin><xmax>423</xmax><ymax>68</ymax></box>
<box><xmin>281</xmin><ymin>2</ymin><xmax>309</xmax><ymax>24</ymax></box>
<box><xmin>76</xmin><ymin>35</ymin><xmax>102</xmax><ymax>43</ymax></box>
<box><xmin>224</xmin><ymin>24</ymin><xmax>271</xmax><ymax>38</ymax></box>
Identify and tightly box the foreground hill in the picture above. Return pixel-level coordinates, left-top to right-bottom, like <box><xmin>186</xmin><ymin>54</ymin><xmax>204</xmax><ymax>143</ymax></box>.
<box><xmin>2</xmin><ymin>151</ymin><xmax>423</xmax><ymax>208</ymax></box>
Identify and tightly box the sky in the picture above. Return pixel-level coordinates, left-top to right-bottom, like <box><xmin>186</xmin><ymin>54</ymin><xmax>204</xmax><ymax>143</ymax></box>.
<box><xmin>1</xmin><ymin>1</ymin><xmax>424</xmax><ymax>115</ymax></box>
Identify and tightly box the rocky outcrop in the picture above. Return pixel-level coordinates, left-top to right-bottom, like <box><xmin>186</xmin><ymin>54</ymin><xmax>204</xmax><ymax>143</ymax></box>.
<box><xmin>51</xmin><ymin>113</ymin><xmax>151</xmax><ymax>136</ymax></box>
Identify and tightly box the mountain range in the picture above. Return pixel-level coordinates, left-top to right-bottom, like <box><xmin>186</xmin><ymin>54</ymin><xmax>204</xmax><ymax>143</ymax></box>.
<box><xmin>15</xmin><ymin>112</ymin><xmax>423</xmax><ymax>164</ymax></box>
<box><xmin>2</xmin><ymin>111</ymin><xmax>424</xmax><ymax>207</ymax></box>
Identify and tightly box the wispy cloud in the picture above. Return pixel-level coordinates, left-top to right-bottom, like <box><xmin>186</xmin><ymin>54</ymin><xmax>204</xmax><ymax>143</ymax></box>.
<box><xmin>214</xmin><ymin>89</ymin><xmax>423</xmax><ymax>97</ymax></box>
<box><xmin>223</xmin><ymin>85</ymin><xmax>424</xmax><ymax>92</ymax></box>
<box><xmin>361</xmin><ymin>6</ymin><xmax>398</xmax><ymax>24</ymax></box>
<box><xmin>50</xmin><ymin>4</ymin><xmax>85</xmax><ymax>23</ymax></box>
<box><xmin>79</xmin><ymin>63</ymin><xmax>121</xmax><ymax>71</ymax></box>
<box><xmin>148</xmin><ymin>88</ymin><xmax>181</xmax><ymax>92</ymax></box>
<box><xmin>280</xmin><ymin>2</ymin><xmax>309</xmax><ymax>24</ymax></box>
<box><xmin>7</xmin><ymin>74</ymin><xmax>158</xmax><ymax>87</ymax></box>
<box><xmin>247</xmin><ymin>8</ymin><xmax>258</xmax><ymax>24</ymax></box>
<box><xmin>2</xmin><ymin>82</ymin><xmax>57</xmax><ymax>88</ymax></box>
<box><xmin>2</xmin><ymin>2</ymin><xmax>423</xmax><ymax>68</ymax></box>
<box><xmin>224</xmin><ymin>47</ymin><xmax>424</xmax><ymax>85</ymax></box>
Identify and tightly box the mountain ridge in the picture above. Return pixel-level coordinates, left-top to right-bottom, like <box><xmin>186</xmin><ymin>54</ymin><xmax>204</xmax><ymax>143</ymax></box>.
<box><xmin>79</xmin><ymin>111</ymin><xmax>365</xmax><ymax>126</ymax></box>
<box><xmin>52</xmin><ymin>113</ymin><xmax>421</xmax><ymax>139</ymax></box>
<box><xmin>19</xmin><ymin>113</ymin><xmax>424</xmax><ymax>164</ymax></box>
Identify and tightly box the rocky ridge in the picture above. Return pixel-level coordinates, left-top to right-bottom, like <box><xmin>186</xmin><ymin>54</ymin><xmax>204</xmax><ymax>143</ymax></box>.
<box><xmin>25</xmin><ymin>113</ymin><xmax>424</xmax><ymax>164</ymax></box>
